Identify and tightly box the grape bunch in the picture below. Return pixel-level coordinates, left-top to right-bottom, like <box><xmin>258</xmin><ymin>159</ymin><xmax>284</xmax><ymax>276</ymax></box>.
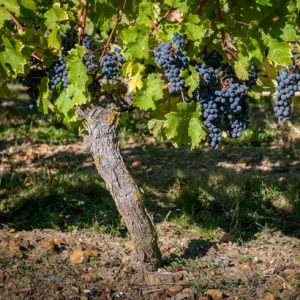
<box><xmin>246</xmin><ymin>64</ymin><xmax>258</xmax><ymax>87</ymax></box>
<box><xmin>154</xmin><ymin>32</ymin><xmax>188</xmax><ymax>93</ymax></box>
<box><xmin>21</xmin><ymin>57</ymin><xmax>46</xmax><ymax>108</ymax></box>
<box><xmin>194</xmin><ymin>52</ymin><xmax>252</xmax><ymax>148</ymax></box>
<box><xmin>274</xmin><ymin>67</ymin><xmax>300</xmax><ymax>122</ymax></box>
<box><xmin>100</xmin><ymin>47</ymin><xmax>125</xmax><ymax>79</ymax></box>
<box><xmin>216</xmin><ymin>77</ymin><xmax>250</xmax><ymax>138</ymax></box>
<box><xmin>194</xmin><ymin>63</ymin><xmax>221</xmax><ymax>148</ymax></box>
<box><xmin>83</xmin><ymin>34</ymin><xmax>98</xmax><ymax>72</ymax></box>
<box><xmin>49</xmin><ymin>57</ymin><xmax>69</xmax><ymax>90</ymax></box>
<box><xmin>62</xmin><ymin>29</ymin><xmax>78</xmax><ymax>53</ymax></box>
<box><xmin>203</xmin><ymin>50</ymin><xmax>223</xmax><ymax>69</ymax></box>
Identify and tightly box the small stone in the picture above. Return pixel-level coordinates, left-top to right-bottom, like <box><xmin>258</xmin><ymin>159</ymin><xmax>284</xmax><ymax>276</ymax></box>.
<box><xmin>9</xmin><ymin>240</ymin><xmax>22</xmax><ymax>258</ymax></box>
<box><xmin>0</xmin><ymin>270</ymin><xmax>6</xmax><ymax>282</ymax></box>
<box><xmin>41</xmin><ymin>239</ymin><xmax>55</xmax><ymax>253</ymax></box>
<box><xmin>121</xmin><ymin>255</ymin><xmax>130</xmax><ymax>265</ymax></box>
<box><xmin>81</xmin><ymin>273</ymin><xmax>98</xmax><ymax>281</ymax></box>
<box><xmin>265</xmin><ymin>292</ymin><xmax>276</xmax><ymax>300</ymax></box>
<box><xmin>206</xmin><ymin>289</ymin><xmax>225</xmax><ymax>299</ymax></box>
<box><xmin>49</xmin><ymin>283</ymin><xmax>60</xmax><ymax>293</ymax></box>
<box><xmin>168</xmin><ymin>284</ymin><xmax>183</xmax><ymax>294</ymax></box>
<box><xmin>253</xmin><ymin>257</ymin><xmax>262</xmax><ymax>264</ymax></box>
<box><xmin>130</xmin><ymin>160</ymin><xmax>141</xmax><ymax>168</ymax></box>
<box><xmin>70</xmin><ymin>248</ymin><xmax>86</xmax><ymax>264</ymax></box>
<box><xmin>239</xmin><ymin>262</ymin><xmax>255</xmax><ymax>270</ymax></box>
<box><xmin>80</xmin><ymin>297</ymin><xmax>89</xmax><ymax>300</ymax></box>
<box><xmin>173</xmin><ymin>272</ymin><xmax>184</xmax><ymax>281</ymax></box>
<box><xmin>283</xmin><ymin>267</ymin><xmax>297</xmax><ymax>280</ymax></box>
<box><xmin>197</xmin><ymin>297</ymin><xmax>209</xmax><ymax>300</ymax></box>
<box><xmin>220</xmin><ymin>232</ymin><xmax>235</xmax><ymax>243</ymax></box>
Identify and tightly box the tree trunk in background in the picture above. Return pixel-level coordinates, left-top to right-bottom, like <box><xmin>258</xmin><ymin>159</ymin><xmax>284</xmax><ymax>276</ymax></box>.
<box><xmin>83</xmin><ymin>104</ymin><xmax>162</xmax><ymax>271</ymax></box>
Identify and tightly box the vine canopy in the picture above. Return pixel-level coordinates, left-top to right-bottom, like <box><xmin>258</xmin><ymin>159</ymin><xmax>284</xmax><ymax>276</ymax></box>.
<box><xmin>0</xmin><ymin>0</ymin><xmax>299</xmax><ymax>148</ymax></box>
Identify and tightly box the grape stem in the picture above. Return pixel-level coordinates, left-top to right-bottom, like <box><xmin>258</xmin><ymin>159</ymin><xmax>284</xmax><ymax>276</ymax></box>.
<box><xmin>215</xmin><ymin>0</ymin><xmax>240</xmax><ymax>61</ymax></box>
<box><xmin>150</xmin><ymin>7</ymin><xmax>173</xmax><ymax>34</ymax></box>
<box><xmin>197</xmin><ymin>0</ymin><xmax>207</xmax><ymax>18</ymax></box>
<box><xmin>79</xmin><ymin>0</ymin><xmax>88</xmax><ymax>43</ymax></box>
<box><xmin>9</xmin><ymin>13</ymin><xmax>25</xmax><ymax>31</ymax></box>
<box><xmin>99</xmin><ymin>0</ymin><xmax>127</xmax><ymax>63</ymax></box>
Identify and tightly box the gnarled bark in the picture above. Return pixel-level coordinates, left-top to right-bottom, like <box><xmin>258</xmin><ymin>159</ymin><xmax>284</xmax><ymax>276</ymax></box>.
<box><xmin>82</xmin><ymin>104</ymin><xmax>162</xmax><ymax>271</ymax></box>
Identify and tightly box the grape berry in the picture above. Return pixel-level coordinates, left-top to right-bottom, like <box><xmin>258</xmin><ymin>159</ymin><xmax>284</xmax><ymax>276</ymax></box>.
<box><xmin>154</xmin><ymin>32</ymin><xmax>188</xmax><ymax>94</ymax></box>
<box><xmin>100</xmin><ymin>47</ymin><xmax>125</xmax><ymax>79</ymax></box>
<box><xmin>274</xmin><ymin>67</ymin><xmax>300</xmax><ymax>122</ymax></box>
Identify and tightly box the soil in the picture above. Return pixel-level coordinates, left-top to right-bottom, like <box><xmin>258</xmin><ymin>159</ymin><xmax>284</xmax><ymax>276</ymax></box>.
<box><xmin>0</xmin><ymin>223</ymin><xmax>299</xmax><ymax>299</ymax></box>
<box><xmin>1</xmin><ymin>139</ymin><xmax>300</xmax><ymax>299</ymax></box>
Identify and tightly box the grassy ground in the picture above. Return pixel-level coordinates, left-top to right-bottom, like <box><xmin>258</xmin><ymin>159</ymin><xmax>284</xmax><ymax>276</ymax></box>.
<box><xmin>0</xmin><ymin>87</ymin><xmax>300</xmax><ymax>299</ymax></box>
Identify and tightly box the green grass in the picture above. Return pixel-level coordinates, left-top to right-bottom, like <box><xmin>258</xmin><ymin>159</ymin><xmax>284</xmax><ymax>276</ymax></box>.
<box><xmin>1</xmin><ymin>87</ymin><xmax>300</xmax><ymax>242</ymax></box>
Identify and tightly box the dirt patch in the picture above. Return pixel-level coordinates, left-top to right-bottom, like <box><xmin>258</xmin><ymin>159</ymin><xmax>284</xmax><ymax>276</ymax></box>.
<box><xmin>0</xmin><ymin>225</ymin><xmax>299</xmax><ymax>299</ymax></box>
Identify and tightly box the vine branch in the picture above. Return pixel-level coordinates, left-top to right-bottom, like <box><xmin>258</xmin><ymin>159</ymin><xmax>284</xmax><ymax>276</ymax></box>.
<box><xmin>150</xmin><ymin>7</ymin><xmax>173</xmax><ymax>34</ymax></box>
<box><xmin>79</xmin><ymin>0</ymin><xmax>88</xmax><ymax>43</ymax></box>
<box><xmin>10</xmin><ymin>13</ymin><xmax>25</xmax><ymax>31</ymax></box>
<box><xmin>99</xmin><ymin>0</ymin><xmax>127</xmax><ymax>62</ymax></box>
<box><xmin>197</xmin><ymin>0</ymin><xmax>207</xmax><ymax>18</ymax></box>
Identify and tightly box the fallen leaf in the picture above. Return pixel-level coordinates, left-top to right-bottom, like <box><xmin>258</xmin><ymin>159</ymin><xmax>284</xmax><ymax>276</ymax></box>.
<box><xmin>70</xmin><ymin>248</ymin><xmax>86</xmax><ymax>264</ymax></box>
<box><xmin>265</xmin><ymin>292</ymin><xmax>276</xmax><ymax>300</ymax></box>
<box><xmin>206</xmin><ymin>289</ymin><xmax>225</xmax><ymax>299</ymax></box>
<box><xmin>239</xmin><ymin>262</ymin><xmax>255</xmax><ymax>270</ymax></box>
<box><xmin>81</xmin><ymin>273</ymin><xmax>98</xmax><ymax>281</ymax></box>
<box><xmin>168</xmin><ymin>284</ymin><xmax>183</xmax><ymax>294</ymax></box>
<box><xmin>9</xmin><ymin>240</ymin><xmax>22</xmax><ymax>258</ymax></box>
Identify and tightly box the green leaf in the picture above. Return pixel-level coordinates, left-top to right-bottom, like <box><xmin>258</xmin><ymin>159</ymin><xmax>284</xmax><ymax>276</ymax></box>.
<box><xmin>164</xmin><ymin>102</ymin><xmax>203</xmax><ymax>147</ymax></box>
<box><xmin>280</xmin><ymin>24</ymin><xmax>299</xmax><ymax>42</ymax></box>
<box><xmin>134</xmin><ymin>93</ymin><xmax>155</xmax><ymax>111</ymax></box>
<box><xmin>37</xmin><ymin>77</ymin><xmax>52</xmax><ymax>114</ymax></box>
<box><xmin>188</xmin><ymin>116</ymin><xmax>206</xmax><ymax>149</ymax></box>
<box><xmin>0</xmin><ymin>36</ymin><xmax>26</xmax><ymax>77</ymax></box>
<box><xmin>181</xmin><ymin>65</ymin><xmax>199</xmax><ymax>98</ymax></box>
<box><xmin>0</xmin><ymin>0</ymin><xmax>20</xmax><ymax>16</ymax></box>
<box><xmin>148</xmin><ymin>119</ymin><xmax>165</xmax><ymax>139</ymax></box>
<box><xmin>134</xmin><ymin>73</ymin><xmax>164</xmax><ymax>111</ymax></box>
<box><xmin>184</xmin><ymin>15</ymin><xmax>206</xmax><ymax>41</ymax></box>
<box><xmin>44</xmin><ymin>3</ymin><xmax>69</xmax><ymax>50</ymax></box>
<box><xmin>20</xmin><ymin>0</ymin><xmax>36</xmax><ymax>10</ymax></box>
<box><xmin>144</xmin><ymin>73</ymin><xmax>164</xmax><ymax>101</ymax></box>
<box><xmin>66</xmin><ymin>46</ymin><xmax>91</xmax><ymax>90</ymax></box>
<box><xmin>261</xmin><ymin>33</ymin><xmax>292</xmax><ymax>65</ymax></box>
<box><xmin>0</xmin><ymin>81</ymin><xmax>11</xmax><ymax>98</ymax></box>
<box><xmin>124</xmin><ymin>61</ymin><xmax>145</xmax><ymax>93</ymax></box>
<box><xmin>256</xmin><ymin>0</ymin><xmax>272</xmax><ymax>6</ymax></box>
<box><xmin>234</xmin><ymin>55</ymin><xmax>249</xmax><ymax>80</ymax></box>
<box><xmin>0</xmin><ymin>7</ymin><xmax>10</xmax><ymax>29</ymax></box>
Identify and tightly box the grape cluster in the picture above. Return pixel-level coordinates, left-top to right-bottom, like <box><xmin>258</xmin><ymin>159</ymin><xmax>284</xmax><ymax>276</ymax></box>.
<box><xmin>204</xmin><ymin>50</ymin><xmax>223</xmax><ymax>69</ymax></box>
<box><xmin>194</xmin><ymin>52</ymin><xmax>252</xmax><ymax>148</ymax></box>
<box><xmin>100</xmin><ymin>48</ymin><xmax>125</xmax><ymax>79</ymax></box>
<box><xmin>216</xmin><ymin>77</ymin><xmax>249</xmax><ymax>138</ymax></box>
<box><xmin>246</xmin><ymin>64</ymin><xmax>258</xmax><ymax>87</ymax></box>
<box><xmin>21</xmin><ymin>57</ymin><xmax>46</xmax><ymax>108</ymax></box>
<box><xmin>154</xmin><ymin>32</ymin><xmax>188</xmax><ymax>93</ymax></box>
<box><xmin>274</xmin><ymin>67</ymin><xmax>300</xmax><ymax>122</ymax></box>
<box><xmin>83</xmin><ymin>34</ymin><xmax>98</xmax><ymax>72</ymax></box>
<box><xmin>194</xmin><ymin>63</ymin><xmax>221</xmax><ymax>148</ymax></box>
<box><xmin>62</xmin><ymin>29</ymin><xmax>78</xmax><ymax>53</ymax></box>
<box><xmin>49</xmin><ymin>57</ymin><xmax>69</xmax><ymax>90</ymax></box>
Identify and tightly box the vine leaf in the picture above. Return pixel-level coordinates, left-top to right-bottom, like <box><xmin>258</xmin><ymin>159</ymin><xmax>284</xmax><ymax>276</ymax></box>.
<box><xmin>181</xmin><ymin>65</ymin><xmax>199</xmax><ymax>97</ymax></box>
<box><xmin>261</xmin><ymin>33</ymin><xmax>291</xmax><ymax>65</ymax></box>
<box><xmin>0</xmin><ymin>7</ymin><xmax>10</xmax><ymax>29</ymax></box>
<box><xmin>164</xmin><ymin>102</ymin><xmax>205</xmax><ymax>147</ymax></box>
<box><xmin>37</xmin><ymin>77</ymin><xmax>52</xmax><ymax>114</ymax></box>
<box><xmin>234</xmin><ymin>55</ymin><xmax>249</xmax><ymax>80</ymax></box>
<box><xmin>134</xmin><ymin>73</ymin><xmax>164</xmax><ymax>111</ymax></box>
<box><xmin>1</xmin><ymin>0</ymin><xmax>20</xmax><ymax>16</ymax></box>
<box><xmin>44</xmin><ymin>3</ymin><xmax>69</xmax><ymax>50</ymax></box>
<box><xmin>0</xmin><ymin>37</ymin><xmax>26</xmax><ymax>77</ymax></box>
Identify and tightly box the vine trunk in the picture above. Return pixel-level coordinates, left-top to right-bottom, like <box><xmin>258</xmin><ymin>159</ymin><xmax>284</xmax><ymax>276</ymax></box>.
<box><xmin>83</xmin><ymin>104</ymin><xmax>162</xmax><ymax>271</ymax></box>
